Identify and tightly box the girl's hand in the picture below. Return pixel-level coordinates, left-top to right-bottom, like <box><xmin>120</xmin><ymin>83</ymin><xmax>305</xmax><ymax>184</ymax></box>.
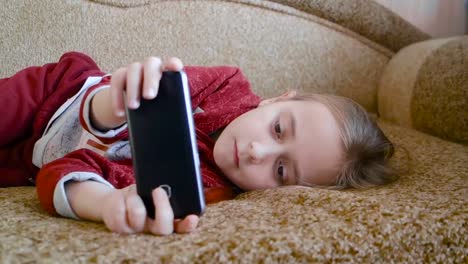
<box><xmin>100</xmin><ymin>184</ymin><xmax>199</xmax><ymax>235</ymax></box>
<box><xmin>110</xmin><ymin>57</ymin><xmax>184</xmax><ymax>117</ymax></box>
<box><xmin>89</xmin><ymin>56</ymin><xmax>182</xmax><ymax>130</ymax></box>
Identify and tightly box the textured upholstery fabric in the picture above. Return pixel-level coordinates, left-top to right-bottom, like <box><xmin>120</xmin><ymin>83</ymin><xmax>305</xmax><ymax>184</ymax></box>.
<box><xmin>0</xmin><ymin>122</ymin><xmax>466</xmax><ymax>262</ymax></box>
<box><xmin>378</xmin><ymin>36</ymin><xmax>468</xmax><ymax>144</ymax></box>
<box><xmin>265</xmin><ymin>0</ymin><xmax>430</xmax><ymax>51</ymax></box>
<box><xmin>2</xmin><ymin>0</ymin><xmax>400</xmax><ymax>113</ymax></box>
<box><xmin>0</xmin><ymin>0</ymin><xmax>466</xmax><ymax>262</ymax></box>
<box><xmin>89</xmin><ymin>0</ymin><xmax>430</xmax><ymax>52</ymax></box>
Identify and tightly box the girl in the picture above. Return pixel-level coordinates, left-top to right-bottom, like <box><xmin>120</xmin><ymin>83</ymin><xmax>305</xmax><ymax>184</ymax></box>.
<box><xmin>0</xmin><ymin>52</ymin><xmax>396</xmax><ymax>235</ymax></box>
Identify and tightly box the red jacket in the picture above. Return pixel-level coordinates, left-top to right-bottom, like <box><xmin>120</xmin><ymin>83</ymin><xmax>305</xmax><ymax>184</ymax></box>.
<box><xmin>34</xmin><ymin>55</ymin><xmax>261</xmax><ymax>216</ymax></box>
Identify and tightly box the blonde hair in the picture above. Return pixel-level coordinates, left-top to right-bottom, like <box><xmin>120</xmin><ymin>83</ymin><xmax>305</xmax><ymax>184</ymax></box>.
<box><xmin>290</xmin><ymin>93</ymin><xmax>397</xmax><ymax>189</ymax></box>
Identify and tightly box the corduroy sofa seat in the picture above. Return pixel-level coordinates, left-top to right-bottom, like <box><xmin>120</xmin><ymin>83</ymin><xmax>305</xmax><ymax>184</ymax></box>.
<box><xmin>1</xmin><ymin>0</ymin><xmax>466</xmax><ymax>262</ymax></box>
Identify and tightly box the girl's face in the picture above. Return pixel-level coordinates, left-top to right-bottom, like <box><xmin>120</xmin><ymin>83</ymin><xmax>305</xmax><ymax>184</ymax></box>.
<box><xmin>213</xmin><ymin>93</ymin><xmax>343</xmax><ymax>191</ymax></box>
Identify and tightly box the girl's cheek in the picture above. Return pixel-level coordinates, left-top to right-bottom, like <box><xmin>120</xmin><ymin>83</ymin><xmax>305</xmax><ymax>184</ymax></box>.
<box><xmin>240</xmin><ymin>169</ymin><xmax>273</xmax><ymax>190</ymax></box>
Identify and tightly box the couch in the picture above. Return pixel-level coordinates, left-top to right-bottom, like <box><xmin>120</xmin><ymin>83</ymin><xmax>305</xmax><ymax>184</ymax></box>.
<box><xmin>1</xmin><ymin>0</ymin><xmax>466</xmax><ymax>262</ymax></box>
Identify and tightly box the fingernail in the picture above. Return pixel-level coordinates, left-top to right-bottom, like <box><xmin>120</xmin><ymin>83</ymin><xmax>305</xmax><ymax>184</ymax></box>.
<box><xmin>147</xmin><ymin>88</ymin><xmax>156</xmax><ymax>99</ymax></box>
<box><xmin>116</xmin><ymin>110</ymin><xmax>125</xmax><ymax>117</ymax></box>
<box><xmin>155</xmin><ymin>187</ymin><xmax>164</xmax><ymax>197</ymax></box>
<box><xmin>129</xmin><ymin>100</ymin><xmax>140</xmax><ymax>109</ymax></box>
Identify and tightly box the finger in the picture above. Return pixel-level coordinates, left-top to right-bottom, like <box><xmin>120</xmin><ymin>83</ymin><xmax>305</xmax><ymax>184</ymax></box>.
<box><xmin>162</xmin><ymin>57</ymin><xmax>184</xmax><ymax>72</ymax></box>
<box><xmin>174</xmin><ymin>214</ymin><xmax>199</xmax><ymax>234</ymax></box>
<box><xmin>147</xmin><ymin>187</ymin><xmax>174</xmax><ymax>235</ymax></box>
<box><xmin>142</xmin><ymin>57</ymin><xmax>162</xmax><ymax>100</ymax></box>
<box><xmin>110</xmin><ymin>67</ymin><xmax>127</xmax><ymax>117</ymax></box>
<box><xmin>103</xmin><ymin>194</ymin><xmax>134</xmax><ymax>234</ymax></box>
<box><xmin>125</xmin><ymin>192</ymin><xmax>146</xmax><ymax>233</ymax></box>
<box><xmin>126</xmin><ymin>62</ymin><xmax>143</xmax><ymax>109</ymax></box>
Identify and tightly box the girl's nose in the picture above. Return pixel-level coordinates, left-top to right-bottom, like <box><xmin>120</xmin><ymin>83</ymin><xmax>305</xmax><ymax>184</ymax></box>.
<box><xmin>247</xmin><ymin>141</ymin><xmax>281</xmax><ymax>164</ymax></box>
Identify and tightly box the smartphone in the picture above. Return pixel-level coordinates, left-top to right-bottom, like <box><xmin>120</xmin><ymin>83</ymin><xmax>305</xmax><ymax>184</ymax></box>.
<box><xmin>125</xmin><ymin>71</ymin><xmax>205</xmax><ymax>219</ymax></box>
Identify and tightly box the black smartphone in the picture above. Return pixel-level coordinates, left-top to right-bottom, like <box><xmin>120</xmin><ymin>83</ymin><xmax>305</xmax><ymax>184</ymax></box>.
<box><xmin>125</xmin><ymin>71</ymin><xmax>205</xmax><ymax>219</ymax></box>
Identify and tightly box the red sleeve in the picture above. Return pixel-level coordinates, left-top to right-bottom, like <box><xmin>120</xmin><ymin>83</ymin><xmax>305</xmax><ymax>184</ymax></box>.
<box><xmin>185</xmin><ymin>66</ymin><xmax>261</xmax><ymax>134</ymax></box>
<box><xmin>185</xmin><ymin>66</ymin><xmax>255</xmax><ymax>109</ymax></box>
<box><xmin>36</xmin><ymin>149</ymin><xmax>134</xmax><ymax>216</ymax></box>
<box><xmin>0</xmin><ymin>52</ymin><xmax>105</xmax><ymax>186</ymax></box>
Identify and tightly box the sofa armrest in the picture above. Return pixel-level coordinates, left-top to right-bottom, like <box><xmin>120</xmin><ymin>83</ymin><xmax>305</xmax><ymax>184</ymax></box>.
<box><xmin>378</xmin><ymin>36</ymin><xmax>468</xmax><ymax>144</ymax></box>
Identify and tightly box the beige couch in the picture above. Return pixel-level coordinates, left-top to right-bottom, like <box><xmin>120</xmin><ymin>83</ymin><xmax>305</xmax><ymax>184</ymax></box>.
<box><xmin>1</xmin><ymin>0</ymin><xmax>466</xmax><ymax>262</ymax></box>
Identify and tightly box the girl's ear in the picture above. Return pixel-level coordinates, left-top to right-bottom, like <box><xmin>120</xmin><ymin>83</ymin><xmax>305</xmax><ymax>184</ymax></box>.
<box><xmin>259</xmin><ymin>90</ymin><xmax>297</xmax><ymax>106</ymax></box>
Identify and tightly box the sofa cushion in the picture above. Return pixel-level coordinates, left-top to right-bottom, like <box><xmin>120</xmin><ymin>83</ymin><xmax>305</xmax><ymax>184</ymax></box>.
<box><xmin>90</xmin><ymin>0</ymin><xmax>430</xmax><ymax>52</ymax></box>
<box><xmin>378</xmin><ymin>36</ymin><xmax>468</xmax><ymax>144</ymax></box>
<box><xmin>2</xmin><ymin>0</ymin><xmax>405</xmax><ymax>113</ymax></box>
<box><xmin>0</xmin><ymin>121</ymin><xmax>466</xmax><ymax>262</ymax></box>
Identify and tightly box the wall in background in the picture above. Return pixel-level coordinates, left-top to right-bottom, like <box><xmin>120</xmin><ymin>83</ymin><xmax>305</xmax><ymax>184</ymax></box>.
<box><xmin>375</xmin><ymin>0</ymin><xmax>467</xmax><ymax>37</ymax></box>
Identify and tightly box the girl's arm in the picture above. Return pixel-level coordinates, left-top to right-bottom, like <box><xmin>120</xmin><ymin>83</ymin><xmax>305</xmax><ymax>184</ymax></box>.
<box><xmin>36</xmin><ymin>149</ymin><xmax>198</xmax><ymax>235</ymax></box>
<box><xmin>65</xmin><ymin>180</ymin><xmax>113</xmax><ymax>222</ymax></box>
<box><xmin>89</xmin><ymin>87</ymin><xmax>126</xmax><ymax>131</ymax></box>
<box><xmin>66</xmin><ymin>181</ymin><xmax>198</xmax><ymax>235</ymax></box>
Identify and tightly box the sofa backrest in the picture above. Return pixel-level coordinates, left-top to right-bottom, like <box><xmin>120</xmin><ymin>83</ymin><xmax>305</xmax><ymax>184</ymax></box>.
<box><xmin>1</xmin><ymin>0</ymin><xmax>427</xmax><ymax>113</ymax></box>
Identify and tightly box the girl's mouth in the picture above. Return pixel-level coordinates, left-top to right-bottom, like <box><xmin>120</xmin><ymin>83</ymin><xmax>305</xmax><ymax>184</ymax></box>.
<box><xmin>234</xmin><ymin>139</ymin><xmax>240</xmax><ymax>168</ymax></box>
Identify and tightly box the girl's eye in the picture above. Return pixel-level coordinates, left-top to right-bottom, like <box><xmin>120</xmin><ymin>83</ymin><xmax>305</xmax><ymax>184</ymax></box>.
<box><xmin>274</xmin><ymin>120</ymin><xmax>282</xmax><ymax>138</ymax></box>
<box><xmin>277</xmin><ymin>161</ymin><xmax>286</xmax><ymax>184</ymax></box>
